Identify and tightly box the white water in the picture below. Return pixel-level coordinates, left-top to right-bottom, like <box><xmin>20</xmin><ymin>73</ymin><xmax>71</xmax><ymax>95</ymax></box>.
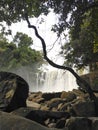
<box><xmin>34</xmin><ymin>69</ymin><xmax>78</xmax><ymax>92</ymax></box>
<box><xmin>9</xmin><ymin>66</ymin><xmax>80</xmax><ymax>92</ymax></box>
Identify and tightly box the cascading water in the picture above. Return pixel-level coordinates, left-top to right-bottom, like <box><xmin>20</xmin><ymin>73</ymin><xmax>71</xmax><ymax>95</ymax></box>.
<box><xmin>34</xmin><ymin>68</ymin><xmax>79</xmax><ymax>92</ymax></box>
<box><xmin>9</xmin><ymin>66</ymin><xmax>80</xmax><ymax>92</ymax></box>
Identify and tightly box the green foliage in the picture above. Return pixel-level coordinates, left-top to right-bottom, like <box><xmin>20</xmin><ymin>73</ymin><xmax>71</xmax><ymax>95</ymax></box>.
<box><xmin>0</xmin><ymin>32</ymin><xmax>43</xmax><ymax>71</ymax></box>
<box><xmin>13</xmin><ymin>32</ymin><xmax>33</xmax><ymax>47</ymax></box>
<box><xmin>0</xmin><ymin>0</ymin><xmax>98</xmax><ymax>71</ymax></box>
<box><xmin>1</xmin><ymin>0</ymin><xmax>97</xmax><ymax>33</ymax></box>
<box><xmin>44</xmin><ymin>0</ymin><xmax>98</xmax><ymax>35</ymax></box>
<box><xmin>61</xmin><ymin>7</ymin><xmax>98</xmax><ymax>70</ymax></box>
<box><xmin>0</xmin><ymin>0</ymin><xmax>49</xmax><ymax>25</ymax></box>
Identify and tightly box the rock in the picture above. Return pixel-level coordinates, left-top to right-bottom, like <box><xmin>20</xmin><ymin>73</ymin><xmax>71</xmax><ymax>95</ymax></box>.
<box><xmin>44</xmin><ymin>118</ymin><xmax>50</xmax><ymax>126</ymax></box>
<box><xmin>0</xmin><ymin>71</ymin><xmax>29</xmax><ymax>112</ymax></box>
<box><xmin>89</xmin><ymin>117</ymin><xmax>98</xmax><ymax>130</ymax></box>
<box><xmin>11</xmin><ymin>107</ymin><xmax>70</xmax><ymax>127</ymax></box>
<box><xmin>66</xmin><ymin>117</ymin><xmax>92</xmax><ymax>130</ymax></box>
<box><xmin>72</xmin><ymin>89</ymin><xmax>89</xmax><ymax>100</ymax></box>
<box><xmin>48</xmin><ymin>123</ymin><xmax>56</xmax><ymax>128</ymax></box>
<box><xmin>26</xmin><ymin>100</ymin><xmax>41</xmax><ymax>109</ymax></box>
<box><xmin>11</xmin><ymin>107</ymin><xmax>35</xmax><ymax>117</ymax></box>
<box><xmin>27</xmin><ymin>92</ymin><xmax>45</xmax><ymax>103</ymax></box>
<box><xmin>56</xmin><ymin>118</ymin><xmax>66</xmax><ymax>128</ymax></box>
<box><xmin>59</xmin><ymin>102</ymin><xmax>71</xmax><ymax>111</ymax></box>
<box><xmin>80</xmin><ymin>71</ymin><xmax>98</xmax><ymax>92</ymax></box>
<box><xmin>48</xmin><ymin>98</ymin><xmax>64</xmax><ymax>109</ymax></box>
<box><xmin>42</xmin><ymin>92</ymin><xmax>61</xmax><ymax>101</ymax></box>
<box><xmin>40</xmin><ymin>104</ymin><xmax>50</xmax><ymax>111</ymax></box>
<box><xmin>57</xmin><ymin>103</ymin><xmax>63</xmax><ymax>110</ymax></box>
<box><xmin>72</xmin><ymin>100</ymin><xmax>96</xmax><ymax>117</ymax></box>
<box><xmin>0</xmin><ymin>111</ymin><xmax>64</xmax><ymax>130</ymax></box>
<box><xmin>28</xmin><ymin>92</ymin><xmax>42</xmax><ymax>101</ymax></box>
<box><xmin>72</xmin><ymin>89</ymin><xmax>85</xmax><ymax>96</ymax></box>
<box><xmin>61</xmin><ymin>91</ymin><xmax>76</xmax><ymax>102</ymax></box>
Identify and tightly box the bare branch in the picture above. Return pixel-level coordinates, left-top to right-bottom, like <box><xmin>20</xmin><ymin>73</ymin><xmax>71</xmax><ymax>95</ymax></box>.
<box><xmin>25</xmin><ymin>13</ymin><xmax>96</xmax><ymax>101</ymax></box>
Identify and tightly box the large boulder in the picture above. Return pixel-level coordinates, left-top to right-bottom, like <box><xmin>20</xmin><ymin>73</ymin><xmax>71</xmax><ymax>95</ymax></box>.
<box><xmin>0</xmin><ymin>71</ymin><xmax>29</xmax><ymax>112</ymax></box>
<box><xmin>0</xmin><ymin>111</ymin><xmax>68</xmax><ymax>130</ymax></box>
<box><xmin>11</xmin><ymin>107</ymin><xmax>70</xmax><ymax>127</ymax></box>
<box><xmin>72</xmin><ymin>100</ymin><xmax>95</xmax><ymax>117</ymax></box>
<box><xmin>80</xmin><ymin>71</ymin><xmax>98</xmax><ymax>92</ymax></box>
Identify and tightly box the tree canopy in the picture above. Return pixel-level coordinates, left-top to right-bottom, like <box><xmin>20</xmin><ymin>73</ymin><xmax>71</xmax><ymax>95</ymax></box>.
<box><xmin>0</xmin><ymin>1</ymin><xmax>97</xmax><ymax>30</ymax></box>
<box><xmin>61</xmin><ymin>5</ymin><xmax>98</xmax><ymax>70</ymax></box>
<box><xmin>0</xmin><ymin>32</ymin><xmax>43</xmax><ymax>71</ymax></box>
<box><xmin>0</xmin><ymin>1</ymin><xmax>98</xmax><ymax>70</ymax></box>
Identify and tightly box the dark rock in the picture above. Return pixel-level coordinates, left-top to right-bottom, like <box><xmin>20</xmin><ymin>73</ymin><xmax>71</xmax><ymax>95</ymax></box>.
<box><xmin>80</xmin><ymin>71</ymin><xmax>98</xmax><ymax>92</ymax></box>
<box><xmin>61</xmin><ymin>91</ymin><xmax>76</xmax><ymax>102</ymax></box>
<box><xmin>72</xmin><ymin>100</ymin><xmax>96</xmax><ymax>117</ymax></box>
<box><xmin>42</xmin><ymin>92</ymin><xmax>61</xmax><ymax>101</ymax></box>
<box><xmin>56</xmin><ymin>118</ymin><xmax>66</xmax><ymax>128</ymax></box>
<box><xmin>47</xmin><ymin>98</ymin><xmax>64</xmax><ymax>109</ymax></box>
<box><xmin>89</xmin><ymin>117</ymin><xmax>98</xmax><ymax>130</ymax></box>
<box><xmin>66</xmin><ymin>117</ymin><xmax>92</xmax><ymax>130</ymax></box>
<box><xmin>60</xmin><ymin>102</ymin><xmax>71</xmax><ymax>111</ymax></box>
<box><xmin>0</xmin><ymin>111</ymin><xmax>54</xmax><ymax>130</ymax></box>
<box><xmin>0</xmin><ymin>71</ymin><xmax>29</xmax><ymax>112</ymax></box>
<box><xmin>11</xmin><ymin>107</ymin><xmax>70</xmax><ymax>126</ymax></box>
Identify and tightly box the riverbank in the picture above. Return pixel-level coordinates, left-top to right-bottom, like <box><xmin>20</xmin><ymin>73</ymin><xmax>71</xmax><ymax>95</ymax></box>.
<box><xmin>24</xmin><ymin>89</ymin><xmax>98</xmax><ymax>129</ymax></box>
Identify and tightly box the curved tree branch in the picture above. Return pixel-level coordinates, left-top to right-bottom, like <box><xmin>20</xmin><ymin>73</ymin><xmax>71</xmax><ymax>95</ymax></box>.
<box><xmin>25</xmin><ymin>13</ymin><xmax>96</xmax><ymax>101</ymax></box>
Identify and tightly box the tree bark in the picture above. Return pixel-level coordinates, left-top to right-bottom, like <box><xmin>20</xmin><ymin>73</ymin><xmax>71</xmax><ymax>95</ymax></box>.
<box><xmin>24</xmin><ymin>13</ymin><xmax>96</xmax><ymax>101</ymax></box>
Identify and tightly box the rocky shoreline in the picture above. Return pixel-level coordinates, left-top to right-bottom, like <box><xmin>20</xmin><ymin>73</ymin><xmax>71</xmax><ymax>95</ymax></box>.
<box><xmin>1</xmin><ymin>89</ymin><xmax>98</xmax><ymax>130</ymax></box>
<box><xmin>0</xmin><ymin>71</ymin><xmax>98</xmax><ymax>130</ymax></box>
<box><xmin>25</xmin><ymin>90</ymin><xmax>98</xmax><ymax>129</ymax></box>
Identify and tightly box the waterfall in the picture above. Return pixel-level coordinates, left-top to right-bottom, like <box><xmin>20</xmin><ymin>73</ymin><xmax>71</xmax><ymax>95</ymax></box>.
<box><xmin>34</xmin><ymin>68</ymin><xmax>79</xmax><ymax>92</ymax></box>
<box><xmin>9</xmin><ymin>66</ymin><xmax>79</xmax><ymax>92</ymax></box>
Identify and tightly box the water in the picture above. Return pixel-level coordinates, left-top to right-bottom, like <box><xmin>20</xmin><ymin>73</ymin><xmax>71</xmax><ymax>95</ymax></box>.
<box><xmin>34</xmin><ymin>69</ymin><xmax>78</xmax><ymax>92</ymax></box>
<box><xmin>9</xmin><ymin>66</ymin><xmax>79</xmax><ymax>92</ymax></box>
